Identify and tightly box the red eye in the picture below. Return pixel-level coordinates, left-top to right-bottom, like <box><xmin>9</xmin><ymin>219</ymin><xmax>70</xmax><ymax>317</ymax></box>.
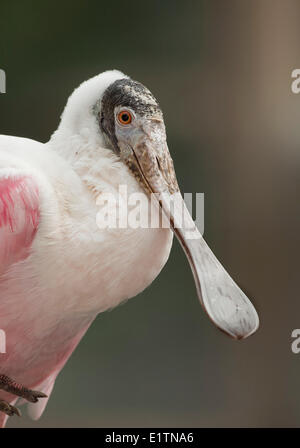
<box><xmin>118</xmin><ymin>110</ymin><xmax>132</xmax><ymax>125</ymax></box>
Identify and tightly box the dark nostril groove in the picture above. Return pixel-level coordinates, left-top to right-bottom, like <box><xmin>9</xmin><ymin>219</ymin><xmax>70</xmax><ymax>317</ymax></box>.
<box><xmin>156</xmin><ymin>157</ymin><xmax>161</xmax><ymax>170</ymax></box>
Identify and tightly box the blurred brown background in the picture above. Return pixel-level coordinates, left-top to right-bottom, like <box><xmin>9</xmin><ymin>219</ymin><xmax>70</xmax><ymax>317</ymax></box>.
<box><xmin>0</xmin><ymin>0</ymin><xmax>299</xmax><ymax>427</ymax></box>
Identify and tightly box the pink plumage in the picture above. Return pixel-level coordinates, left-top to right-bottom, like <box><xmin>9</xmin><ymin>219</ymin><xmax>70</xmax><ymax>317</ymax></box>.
<box><xmin>0</xmin><ymin>70</ymin><xmax>259</xmax><ymax>427</ymax></box>
<box><xmin>0</xmin><ymin>176</ymin><xmax>39</xmax><ymax>270</ymax></box>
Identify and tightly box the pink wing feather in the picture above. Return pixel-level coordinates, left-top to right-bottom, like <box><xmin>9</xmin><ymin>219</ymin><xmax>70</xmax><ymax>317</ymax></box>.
<box><xmin>0</xmin><ymin>174</ymin><xmax>39</xmax><ymax>273</ymax></box>
<box><xmin>0</xmin><ymin>173</ymin><xmax>39</xmax><ymax>427</ymax></box>
<box><xmin>0</xmin><ymin>174</ymin><xmax>92</xmax><ymax>425</ymax></box>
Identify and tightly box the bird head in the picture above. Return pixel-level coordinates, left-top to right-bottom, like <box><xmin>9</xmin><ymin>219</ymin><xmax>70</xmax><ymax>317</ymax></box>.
<box><xmin>97</xmin><ymin>77</ymin><xmax>179</xmax><ymax>198</ymax></box>
<box><xmin>53</xmin><ymin>70</ymin><xmax>259</xmax><ymax>340</ymax></box>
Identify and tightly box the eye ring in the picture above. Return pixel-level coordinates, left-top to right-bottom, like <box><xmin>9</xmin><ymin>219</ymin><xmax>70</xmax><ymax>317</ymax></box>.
<box><xmin>117</xmin><ymin>110</ymin><xmax>132</xmax><ymax>125</ymax></box>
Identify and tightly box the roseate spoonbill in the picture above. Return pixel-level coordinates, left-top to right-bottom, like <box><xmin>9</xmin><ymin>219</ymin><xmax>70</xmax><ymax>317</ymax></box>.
<box><xmin>0</xmin><ymin>70</ymin><xmax>259</xmax><ymax>426</ymax></box>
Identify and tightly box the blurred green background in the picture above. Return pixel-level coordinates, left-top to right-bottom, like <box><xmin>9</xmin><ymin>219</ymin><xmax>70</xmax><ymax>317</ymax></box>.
<box><xmin>0</xmin><ymin>0</ymin><xmax>300</xmax><ymax>427</ymax></box>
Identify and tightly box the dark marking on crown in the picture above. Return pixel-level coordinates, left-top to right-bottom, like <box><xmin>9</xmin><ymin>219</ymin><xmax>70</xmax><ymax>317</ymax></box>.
<box><xmin>97</xmin><ymin>78</ymin><xmax>162</xmax><ymax>155</ymax></box>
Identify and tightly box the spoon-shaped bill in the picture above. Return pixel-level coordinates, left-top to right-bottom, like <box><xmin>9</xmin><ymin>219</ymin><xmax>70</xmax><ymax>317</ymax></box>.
<box><xmin>160</xmin><ymin>193</ymin><xmax>259</xmax><ymax>339</ymax></box>
<box><xmin>130</xmin><ymin>133</ymin><xmax>259</xmax><ymax>339</ymax></box>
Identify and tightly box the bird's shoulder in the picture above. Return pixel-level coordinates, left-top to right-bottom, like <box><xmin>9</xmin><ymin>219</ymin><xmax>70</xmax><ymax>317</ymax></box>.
<box><xmin>0</xmin><ymin>136</ymin><xmax>42</xmax><ymax>274</ymax></box>
<box><xmin>0</xmin><ymin>134</ymin><xmax>85</xmax><ymax>203</ymax></box>
<box><xmin>0</xmin><ymin>134</ymin><xmax>87</xmax><ymax>253</ymax></box>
